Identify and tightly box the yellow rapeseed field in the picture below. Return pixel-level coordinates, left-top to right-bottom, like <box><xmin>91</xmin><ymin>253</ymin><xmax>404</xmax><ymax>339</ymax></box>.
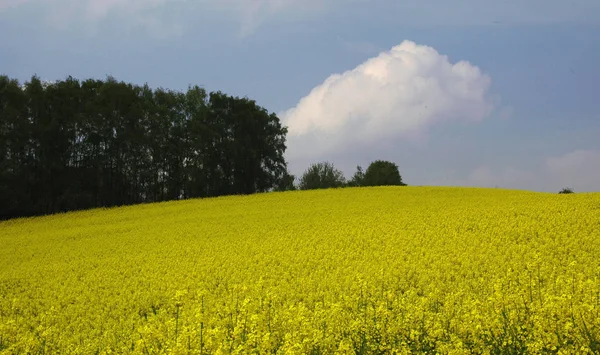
<box><xmin>1</xmin><ymin>186</ymin><xmax>599</xmax><ymax>354</ymax></box>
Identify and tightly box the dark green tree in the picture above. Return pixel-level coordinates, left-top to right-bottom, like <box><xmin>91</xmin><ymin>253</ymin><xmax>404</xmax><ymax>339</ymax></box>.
<box><xmin>274</xmin><ymin>169</ymin><xmax>296</xmax><ymax>191</ymax></box>
<box><xmin>0</xmin><ymin>74</ymin><xmax>290</xmax><ymax>220</ymax></box>
<box><xmin>362</xmin><ymin>160</ymin><xmax>405</xmax><ymax>187</ymax></box>
<box><xmin>299</xmin><ymin>161</ymin><xmax>345</xmax><ymax>190</ymax></box>
<box><xmin>183</xmin><ymin>85</ymin><xmax>210</xmax><ymax>198</ymax></box>
<box><xmin>0</xmin><ymin>75</ymin><xmax>31</xmax><ymax>218</ymax></box>
<box><xmin>346</xmin><ymin>165</ymin><xmax>365</xmax><ymax>187</ymax></box>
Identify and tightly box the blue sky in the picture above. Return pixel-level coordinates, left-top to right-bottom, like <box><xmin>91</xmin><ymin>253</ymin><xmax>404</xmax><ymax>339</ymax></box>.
<box><xmin>1</xmin><ymin>0</ymin><xmax>599</xmax><ymax>192</ymax></box>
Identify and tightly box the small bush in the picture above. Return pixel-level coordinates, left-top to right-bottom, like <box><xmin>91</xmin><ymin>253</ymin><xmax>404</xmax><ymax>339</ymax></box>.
<box><xmin>299</xmin><ymin>161</ymin><xmax>345</xmax><ymax>190</ymax></box>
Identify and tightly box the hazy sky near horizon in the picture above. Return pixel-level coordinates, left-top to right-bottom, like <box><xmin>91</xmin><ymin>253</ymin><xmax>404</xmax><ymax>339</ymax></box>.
<box><xmin>1</xmin><ymin>0</ymin><xmax>599</xmax><ymax>192</ymax></box>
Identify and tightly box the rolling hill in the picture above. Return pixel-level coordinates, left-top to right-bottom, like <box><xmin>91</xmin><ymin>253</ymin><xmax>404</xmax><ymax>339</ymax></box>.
<box><xmin>1</xmin><ymin>187</ymin><xmax>599</xmax><ymax>354</ymax></box>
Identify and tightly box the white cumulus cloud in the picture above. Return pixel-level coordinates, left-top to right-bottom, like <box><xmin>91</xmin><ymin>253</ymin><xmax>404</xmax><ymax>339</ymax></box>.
<box><xmin>281</xmin><ymin>40</ymin><xmax>495</xmax><ymax>161</ymax></box>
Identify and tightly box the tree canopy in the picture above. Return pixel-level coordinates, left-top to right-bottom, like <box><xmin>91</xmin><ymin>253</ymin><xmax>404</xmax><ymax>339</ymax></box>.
<box><xmin>299</xmin><ymin>161</ymin><xmax>345</xmax><ymax>190</ymax></box>
<box><xmin>0</xmin><ymin>75</ymin><xmax>289</xmax><ymax>220</ymax></box>
<box><xmin>362</xmin><ymin>160</ymin><xmax>405</xmax><ymax>187</ymax></box>
<box><xmin>346</xmin><ymin>165</ymin><xmax>365</xmax><ymax>187</ymax></box>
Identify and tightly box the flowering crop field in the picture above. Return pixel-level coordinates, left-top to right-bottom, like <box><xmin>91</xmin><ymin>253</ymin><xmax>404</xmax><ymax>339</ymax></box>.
<box><xmin>1</xmin><ymin>186</ymin><xmax>599</xmax><ymax>354</ymax></box>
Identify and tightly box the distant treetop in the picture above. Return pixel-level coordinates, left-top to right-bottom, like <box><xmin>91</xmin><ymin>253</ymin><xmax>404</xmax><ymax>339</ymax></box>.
<box><xmin>362</xmin><ymin>160</ymin><xmax>406</xmax><ymax>187</ymax></box>
<box><xmin>558</xmin><ymin>187</ymin><xmax>575</xmax><ymax>194</ymax></box>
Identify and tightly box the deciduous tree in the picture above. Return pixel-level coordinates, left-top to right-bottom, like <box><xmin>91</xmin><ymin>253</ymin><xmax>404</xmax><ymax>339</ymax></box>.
<box><xmin>363</xmin><ymin>160</ymin><xmax>405</xmax><ymax>187</ymax></box>
<box><xmin>299</xmin><ymin>161</ymin><xmax>345</xmax><ymax>190</ymax></box>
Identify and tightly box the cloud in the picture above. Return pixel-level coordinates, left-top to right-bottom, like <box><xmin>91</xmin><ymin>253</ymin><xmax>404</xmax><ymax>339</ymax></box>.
<box><xmin>3</xmin><ymin>0</ymin><xmax>598</xmax><ymax>36</ymax></box>
<box><xmin>1</xmin><ymin>0</ymin><xmax>172</xmax><ymax>19</ymax></box>
<box><xmin>464</xmin><ymin>165</ymin><xmax>537</xmax><ymax>189</ymax></box>
<box><xmin>362</xmin><ymin>0</ymin><xmax>600</xmax><ymax>26</ymax></box>
<box><xmin>234</xmin><ymin>0</ymin><xmax>301</xmax><ymax>38</ymax></box>
<box><xmin>454</xmin><ymin>149</ymin><xmax>600</xmax><ymax>192</ymax></box>
<box><xmin>337</xmin><ymin>36</ymin><xmax>382</xmax><ymax>56</ymax></box>
<box><xmin>281</xmin><ymin>40</ymin><xmax>494</xmax><ymax>161</ymax></box>
<box><xmin>0</xmin><ymin>0</ymin><xmax>28</xmax><ymax>10</ymax></box>
<box><xmin>545</xmin><ymin>149</ymin><xmax>600</xmax><ymax>191</ymax></box>
<box><xmin>0</xmin><ymin>0</ymin><xmax>319</xmax><ymax>36</ymax></box>
<box><xmin>211</xmin><ymin>0</ymin><xmax>325</xmax><ymax>38</ymax></box>
<box><xmin>0</xmin><ymin>0</ymin><xmax>184</xmax><ymax>34</ymax></box>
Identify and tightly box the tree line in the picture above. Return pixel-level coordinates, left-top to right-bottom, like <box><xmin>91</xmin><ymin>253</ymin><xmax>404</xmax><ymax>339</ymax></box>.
<box><xmin>0</xmin><ymin>75</ymin><xmax>292</xmax><ymax>220</ymax></box>
<box><xmin>295</xmin><ymin>160</ymin><xmax>406</xmax><ymax>191</ymax></box>
<box><xmin>0</xmin><ymin>74</ymin><xmax>410</xmax><ymax>220</ymax></box>
<box><xmin>0</xmin><ymin>73</ymin><xmax>577</xmax><ymax>220</ymax></box>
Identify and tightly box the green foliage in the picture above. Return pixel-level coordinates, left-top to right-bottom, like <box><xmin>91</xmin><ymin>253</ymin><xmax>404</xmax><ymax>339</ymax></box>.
<box><xmin>299</xmin><ymin>161</ymin><xmax>346</xmax><ymax>190</ymax></box>
<box><xmin>558</xmin><ymin>187</ymin><xmax>575</xmax><ymax>194</ymax></box>
<box><xmin>0</xmin><ymin>74</ymin><xmax>289</xmax><ymax>220</ymax></box>
<box><xmin>362</xmin><ymin>160</ymin><xmax>405</xmax><ymax>187</ymax></box>
<box><xmin>346</xmin><ymin>165</ymin><xmax>365</xmax><ymax>187</ymax></box>
<box><xmin>274</xmin><ymin>170</ymin><xmax>297</xmax><ymax>192</ymax></box>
